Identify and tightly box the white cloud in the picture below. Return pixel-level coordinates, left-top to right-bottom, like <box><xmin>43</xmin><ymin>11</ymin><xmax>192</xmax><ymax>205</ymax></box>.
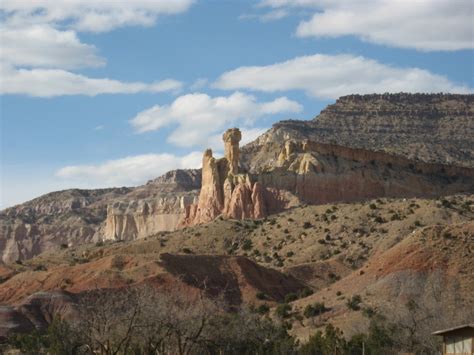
<box><xmin>0</xmin><ymin>1</ymin><xmax>192</xmax><ymax>97</ymax></box>
<box><xmin>56</xmin><ymin>151</ymin><xmax>202</xmax><ymax>187</ymax></box>
<box><xmin>214</xmin><ymin>54</ymin><xmax>472</xmax><ymax>99</ymax></box>
<box><xmin>53</xmin><ymin>126</ymin><xmax>270</xmax><ymax>191</ymax></box>
<box><xmin>0</xmin><ymin>0</ymin><xmax>195</xmax><ymax>33</ymax></box>
<box><xmin>0</xmin><ymin>64</ymin><xmax>183</xmax><ymax>97</ymax></box>
<box><xmin>259</xmin><ymin>0</ymin><xmax>473</xmax><ymax>51</ymax></box>
<box><xmin>0</xmin><ymin>25</ymin><xmax>105</xmax><ymax>69</ymax></box>
<box><xmin>130</xmin><ymin>92</ymin><xmax>302</xmax><ymax>147</ymax></box>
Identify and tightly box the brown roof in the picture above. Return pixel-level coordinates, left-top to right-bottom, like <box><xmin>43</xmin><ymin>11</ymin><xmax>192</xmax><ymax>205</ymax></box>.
<box><xmin>432</xmin><ymin>324</ymin><xmax>474</xmax><ymax>336</ymax></box>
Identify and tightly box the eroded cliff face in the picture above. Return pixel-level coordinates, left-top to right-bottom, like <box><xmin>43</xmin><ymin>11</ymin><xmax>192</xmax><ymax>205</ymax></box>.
<box><xmin>242</xmin><ymin>93</ymin><xmax>474</xmax><ymax>170</ymax></box>
<box><xmin>184</xmin><ymin>124</ymin><xmax>473</xmax><ymax>226</ymax></box>
<box><xmin>0</xmin><ymin>189</ymin><xmax>130</xmax><ymax>263</ymax></box>
<box><xmin>0</xmin><ymin>170</ymin><xmax>201</xmax><ymax>262</ymax></box>
<box><xmin>104</xmin><ymin>192</ymin><xmax>197</xmax><ymax>241</ymax></box>
<box><xmin>255</xmin><ymin>139</ymin><xmax>474</xmax><ymax>205</ymax></box>
<box><xmin>2</xmin><ymin>94</ymin><xmax>473</xmax><ymax>261</ymax></box>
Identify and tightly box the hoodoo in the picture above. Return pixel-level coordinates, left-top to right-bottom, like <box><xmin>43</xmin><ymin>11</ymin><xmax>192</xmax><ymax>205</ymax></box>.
<box><xmin>183</xmin><ymin>128</ymin><xmax>267</xmax><ymax>225</ymax></box>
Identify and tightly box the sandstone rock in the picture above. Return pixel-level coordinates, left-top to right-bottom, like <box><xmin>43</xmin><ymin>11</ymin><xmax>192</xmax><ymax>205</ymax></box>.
<box><xmin>223</xmin><ymin>128</ymin><xmax>242</xmax><ymax>175</ymax></box>
<box><xmin>243</xmin><ymin>93</ymin><xmax>474</xmax><ymax>169</ymax></box>
<box><xmin>104</xmin><ymin>193</ymin><xmax>198</xmax><ymax>241</ymax></box>
<box><xmin>183</xmin><ymin>128</ymin><xmax>270</xmax><ymax>225</ymax></box>
<box><xmin>251</xmin><ymin>182</ymin><xmax>266</xmax><ymax>219</ymax></box>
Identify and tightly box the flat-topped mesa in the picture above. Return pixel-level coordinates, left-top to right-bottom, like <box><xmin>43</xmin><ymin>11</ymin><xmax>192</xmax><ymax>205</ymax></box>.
<box><xmin>182</xmin><ymin>128</ymin><xmax>267</xmax><ymax>226</ymax></box>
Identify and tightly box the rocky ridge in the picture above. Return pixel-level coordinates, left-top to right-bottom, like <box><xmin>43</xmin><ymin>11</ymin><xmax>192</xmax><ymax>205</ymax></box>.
<box><xmin>1</xmin><ymin>93</ymin><xmax>473</xmax><ymax>262</ymax></box>
<box><xmin>243</xmin><ymin>93</ymin><xmax>474</xmax><ymax>169</ymax></box>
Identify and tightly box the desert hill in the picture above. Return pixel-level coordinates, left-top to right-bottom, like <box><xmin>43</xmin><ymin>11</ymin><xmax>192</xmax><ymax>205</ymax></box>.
<box><xmin>0</xmin><ymin>193</ymin><xmax>472</xmax><ymax>342</ymax></box>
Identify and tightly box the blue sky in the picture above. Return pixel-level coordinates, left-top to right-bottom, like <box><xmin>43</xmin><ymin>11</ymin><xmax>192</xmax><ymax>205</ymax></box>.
<box><xmin>1</xmin><ymin>0</ymin><xmax>473</xmax><ymax>208</ymax></box>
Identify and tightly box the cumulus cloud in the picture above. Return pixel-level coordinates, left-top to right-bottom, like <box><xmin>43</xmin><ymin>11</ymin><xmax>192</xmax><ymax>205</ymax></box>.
<box><xmin>1</xmin><ymin>25</ymin><xmax>104</xmax><ymax>69</ymax></box>
<box><xmin>259</xmin><ymin>0</ymin><xmax>473</xmax><ymax>51</ymax></box>
<box><xmin>214</xmin><ymin>54</ymin><xmax>472</xmax><ymax>99</ymax></box>
<box><xmin>130</xmin><ymin>92</ymin><xmax>302</xmax><ymax>147</ymax></box>
<box><xmin>0</xmin><ymin>1</ymin><xmax>192</xmax><ymax>97</ymax></box>
<box><xmin>0</xmin><ymin>0</ymin><xmax>195</xmax><ymax>32</ymax></box>
<box><xmin>56</xmin><ymin>151</ymin><xmax>202</xmax><ymax>187</ymax></box>
<box><xmin>0</xmin><ymin>64</ymin><xmax>182</xmax><ymax>97</ymax></box>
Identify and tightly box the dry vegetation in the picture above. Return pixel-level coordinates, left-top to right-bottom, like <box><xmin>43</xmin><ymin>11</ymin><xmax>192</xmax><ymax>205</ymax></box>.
<box><xmin>1</xmin><ymin>194</ymin><xmax>472</xmax><ymax>349</ymax></box>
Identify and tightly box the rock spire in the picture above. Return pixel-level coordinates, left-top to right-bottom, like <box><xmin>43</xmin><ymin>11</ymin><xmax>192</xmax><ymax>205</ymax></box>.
<box><xmin>182</xmin><ymin>128</ymin><xmax>267</xmax><ymax>225</ymax></box>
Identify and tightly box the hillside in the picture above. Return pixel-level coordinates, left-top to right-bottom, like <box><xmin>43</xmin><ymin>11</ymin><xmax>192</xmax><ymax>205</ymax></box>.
<box><xmin>0</xmin><ymin>194</ymin><xmax>472</xmax><ymax>342</ymax></box>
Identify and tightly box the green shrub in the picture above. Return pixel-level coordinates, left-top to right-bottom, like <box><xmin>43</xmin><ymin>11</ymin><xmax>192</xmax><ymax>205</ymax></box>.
<box><xmin>374</xmin><ymin>216</ymin><xmax>385</xmax><ymax>223</ymax></box>
<box><xmin>284</xmin><ymin>293</ymin><xmax>298</xmax><ymax>303</ymax></box>
<box><xmin>299</xmin><ymin>288</ymin><xmax>314</xmax><ymax>298</ymax></box>
<box><xmin>391</xmin><ymin>213</ymin><xmax>401</xmax><ymax>221</ymax></box>
<box><xmin>256</xmin><ymin>304</ymin><xmax>270</xmax><ymax>315</ymax></box>
<box><xmin>242</xmin><ymin>239</ymin><xmax>253</xmax><ymax>251</ymax></box>
<box><xmin>303</xmin><ymin>302</ymin><xmax>329</xmax><ymax>318</ymax></box>
<box><xmin>275</xmin><ymin>303</ymin><xmax>292</xmax><ymax>319</ymax></box>
<box><xmin>347</xmin><ymin>295</ymin><xmax>362</xmax><ymax>310</ymax></box>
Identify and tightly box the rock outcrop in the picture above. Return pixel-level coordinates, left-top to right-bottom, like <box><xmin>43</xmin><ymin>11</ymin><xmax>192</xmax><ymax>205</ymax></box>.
<box><xmin>0</xmin><ymin>170</ymin><xmax>201</xmax><ymax>261</ymax></box>
<box><xmin>104</xmin><ymin>192</ymin><xmax>197</xmax><ymax>241</ymax></box>
<box><xmin>184</xmin><ymin>121</ymin><xmax>474</xmax><ymax>226</ymax></box>
<box><xmin>183</xmin><ymin>128</ymin><xmax>268</xmax><ymax>225</ymax></box>
<box><xmin>255</xmin><ymin>139</ymin><xmax>474</xmax><ymax>205</ymax></box>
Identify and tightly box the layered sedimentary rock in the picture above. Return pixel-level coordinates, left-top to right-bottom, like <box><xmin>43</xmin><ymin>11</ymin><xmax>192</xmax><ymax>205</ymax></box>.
<box><xmin>0</xmin><ymin>188</ymin><xmax>130</xmax><ymax>263</ymax></box>
<box><xmin>0</xmin><ymin>170</ymin><xmax>201</xmax><ymax>261</ymax></box>
<box><xmin>184</xmin><ymin>128</ymin><xmax>268</xmax><ymax>225</ymax></box>
<box><xmin>104</xmin><ymin>192</ymin><xmax>197</xmax><ymax>241</ymax></box>
<box><xmin>185</xmin><ymin>123</ymin><xmax>473</xmax><ymax>225</ymax></box>
<box><xmin>242</xmin><ymin>93</ymin><xmax>474</xmax><ymax>170</ymax></box>
<box><xmin>255</xmin><ymin>139</ymin><xmax>474</xmax><ymax>205</ymax></box>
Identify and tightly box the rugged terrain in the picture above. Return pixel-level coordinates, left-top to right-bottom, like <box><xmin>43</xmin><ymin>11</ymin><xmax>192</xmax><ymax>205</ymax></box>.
<box><xmin>0</xmin><ymin>93</ymin><xmax>473</xmax><ymax>344</ymax></box>
<box><xmin>0</xmin><ymin>170</ymin><xmax>201</xmax><ymax>263</ymax></box>
<box><xmin>0</xmin><ymin>193</ymin><xmax>472</xmax><ymax>340</ymax></box>
<box><xmin>3</xmin><ymin>94</ymin><xmax>473</xmax><ymax>264</ymax></box>
<box><xmin>243</xmin><ymin>93</ymin><xmax>474</xmax><ymax>169</ymax></box>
